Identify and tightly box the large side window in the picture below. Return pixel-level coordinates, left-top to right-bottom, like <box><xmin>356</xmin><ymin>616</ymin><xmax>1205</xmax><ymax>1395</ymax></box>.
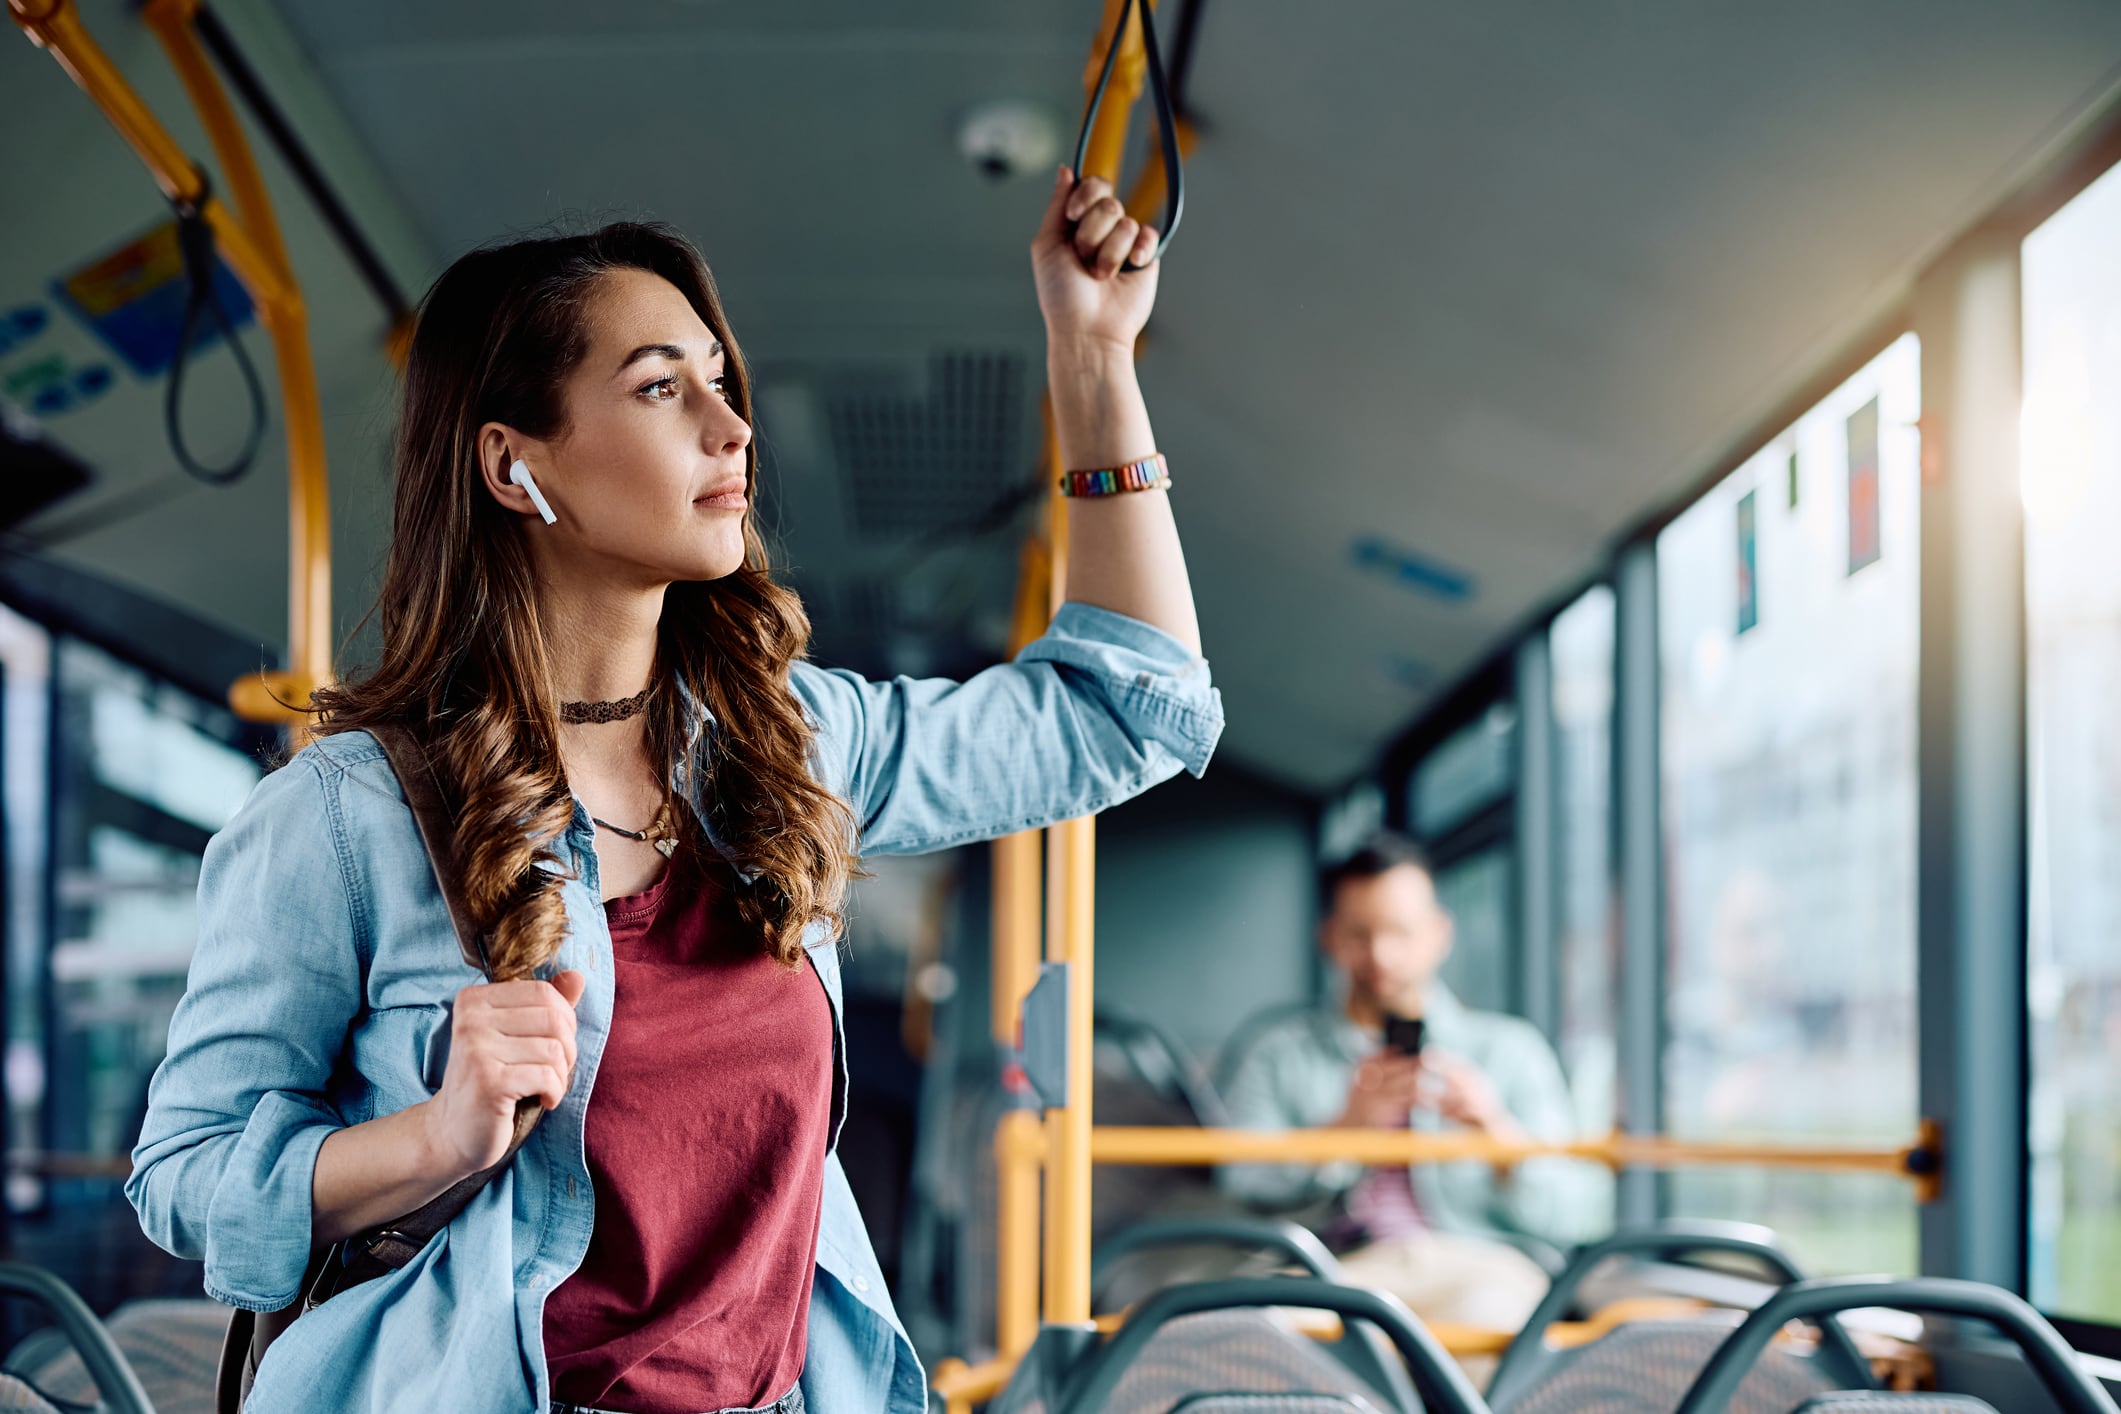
<box><xmin>0</xmin><ymin>605</ymin><xmax>263</xmax><ymax>1304</ymax></box>
<box><xmin>2023</xmin><ymin>157</ymin><xmax>2121</xmax><ymax>1324</ymax></box>
<box><xmin>1409</xmin><ymin>702</ymin><xmax>1518</xmax><ymax>1015</ymax></box>
<box><xmin>1551</xmin><ymin>585</ymin><xmax>1617</xmax><ymax>1138</ymax></box>
<box><xmin>1656</xmin><ymin>334</ymin><xmax>1922</xmax><ymax>1275</ymax></box>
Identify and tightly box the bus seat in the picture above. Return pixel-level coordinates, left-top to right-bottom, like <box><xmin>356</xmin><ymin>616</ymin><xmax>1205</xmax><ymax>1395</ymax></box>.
<box><xmin>1497</xmin><ymin>1319</ymin><xmax>1836</xmax><ymax>1413</ymax></box>
<box><xmin>0</xmin><ymin>1376</ymin><xmax>61</xmax><ymax>1413</ymax></box>
<box><xmin>918</xmin><ymin>1021</ymin><xmax>1234</xmax><ymax>1359</ymax></box>
<box><xmin>1673</xmin><ymin>1278</ymin><xmax>2119</xmax><ymax>1414</ymax></box>
<box><xmin>1089</xmin><ymin>1216</ymin><xmax>1419</xmax><ymax>1412</ymax></box>
<box><xmin>1793</xmin><ymin>1398</ymin><xmax>2003</xmax><ymax>1413</ymax></box>
<box><xmin>992</xmin><ymin>1277</ymin><xmax>1488</xmax><ymax>1414</ymax></box>
<box><xmin>1001</xmin><ymin>1309</ymin><xmax>1406</xmax><ymax>1414</ymax></box>
<box><xmin>1488</xmin><ymin>1221</ymin><xmax>1870</xmax><ymax>1411</ymax></box>
<box><xmin>9</xmin><ymin>1296</ymin><xmax>229</xmax><ymax>1414</ymax></box>
<box><xmin>1167</xmin><ymin>1395</ymin><xmax>1386</xmax><ymax>1412</ymax></box>
<box><xmin>0</xmin><ymin>1264</ymin><xmax>153</xmax><ymax>1414</ymax></box>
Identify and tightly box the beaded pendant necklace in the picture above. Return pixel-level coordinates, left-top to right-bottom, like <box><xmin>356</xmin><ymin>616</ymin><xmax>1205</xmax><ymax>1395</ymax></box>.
<box><xmin>592</xmin><ymin>801</ymin><xmax>679</xmax><ymax>859</ymax></box>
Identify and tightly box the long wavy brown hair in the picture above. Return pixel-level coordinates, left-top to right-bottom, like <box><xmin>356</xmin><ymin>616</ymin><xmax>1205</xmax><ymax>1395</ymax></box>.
<box><xmin>314</xmin><ymin>223</ymin><xmax>856</xmax><ymax>976</ymax></box>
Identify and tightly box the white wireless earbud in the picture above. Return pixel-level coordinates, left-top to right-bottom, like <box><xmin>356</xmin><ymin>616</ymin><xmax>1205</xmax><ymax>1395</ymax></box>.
<box><xmin>508</xmin><ymin>458</ymin><xmax>557</xmax><ymax>525</ymax></box>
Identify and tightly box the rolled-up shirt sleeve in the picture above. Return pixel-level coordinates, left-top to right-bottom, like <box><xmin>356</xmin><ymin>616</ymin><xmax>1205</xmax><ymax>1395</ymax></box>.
<box><xmin>127</xmin><ymin>752</ymin><xmax>363</xmax><ymax>1311</ymax></box>
<box><xmin>793</xmin><ymin>601</ymin><xmax>1223</xmax><ymax>856</ymax></box>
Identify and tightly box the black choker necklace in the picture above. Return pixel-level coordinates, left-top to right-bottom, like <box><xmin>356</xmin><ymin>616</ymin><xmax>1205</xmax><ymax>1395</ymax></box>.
<box><xmin>560</xmin><ymin>685</ymin><xmax>652</xmax><ymax>725</ymax></box>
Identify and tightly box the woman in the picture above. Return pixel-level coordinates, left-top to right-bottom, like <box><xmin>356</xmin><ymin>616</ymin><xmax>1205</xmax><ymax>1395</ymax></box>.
<box><xmin>126</xmin><ymin>167</ymin><xmax>1221</xmax><ymax>1414</ymax></box>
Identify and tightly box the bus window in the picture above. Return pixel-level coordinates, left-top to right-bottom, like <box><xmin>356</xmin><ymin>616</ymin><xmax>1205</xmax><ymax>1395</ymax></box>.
<box><xmin>1656</xmin><ymin>334</ymin><xmax>1922</xmax><ymax>1276</ymax></box>
<box><xmin>2023</xmin><ymin>154</ymin><xmax>2121</xmax><ymax>1324</ymax></box>
<box><xmin>0</xmin><ymin>614</ymin><xmax>262</xmax><ymax>1305</ymax></box>
<box><xmin>1410</xmin><ymin>703</ymin><xmax>1515</xmax><ymax>841</ymax></box>
<box><xmin>1552</xmin><ymin>585</ymin><xmax>1618</xmax><ymax>1138</ymax></box>
<box><xmin>1432</xmin><ymin>846</ymin><xmax>1514</xmax><ymax>1017</ymax></box>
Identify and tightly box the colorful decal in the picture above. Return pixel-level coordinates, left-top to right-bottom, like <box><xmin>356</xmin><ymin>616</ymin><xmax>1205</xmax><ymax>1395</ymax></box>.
<box><xmin>1847</xmin><ymin>396</ymin><xmax>1881</xmax><ymax>573</ymax></box>
<box><xmin>51</xmin><ymin>219</ymin><xmax>254</xmax><ymax>378</ymax></box>
<box><xmin>1</xmin><ymin>354</ymin><xmax>115</xmax><ymax>418</ymax></box>
<box><xmin>0</xmin><ymin>305</ymin><xmax>50</xmax><ymax>359</ymax></box>
<box><xmin>1736</xmin><ymin>489</ymin><xmax>1758</xmax><ymax>635</ymax></box>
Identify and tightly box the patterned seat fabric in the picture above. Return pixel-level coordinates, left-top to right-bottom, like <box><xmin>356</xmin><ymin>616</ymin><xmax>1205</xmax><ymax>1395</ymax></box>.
<box><xmin>1169</xmin><ymin>1397</ymin><xmax>1382</xmax><ymax>1412</ymax></box>
<box><xmin>1793</xmin><ymin>1398</ymin><xmax>2002</xmax><ymax>1413</ymax></box>
<box><xmin>993</xmin><ymin>1308</ymin><xmax>1409</xmax><ymax>1414</ymax></box>
<box><xmin>1499</xmin><ymin>1320</ymin><xmax>1837</xmax><ymax>1414</ymax></box>
<box><xmin>0</xmin><ymin>1375</ymin><xmax>60</xmax><ymax>1414</ymax></box>
<box><xmin>10</xmin><ymin>1296</ymin><xmax>230</xmax><ymax>1414</ymax></box>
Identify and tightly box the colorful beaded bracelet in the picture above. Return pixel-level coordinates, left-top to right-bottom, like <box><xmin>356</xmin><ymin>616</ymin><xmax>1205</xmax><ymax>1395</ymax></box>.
<box><xmin>1058</xmin><ymin>453</ymin><xmax>1171</xmax><ymax>497</ymax></box>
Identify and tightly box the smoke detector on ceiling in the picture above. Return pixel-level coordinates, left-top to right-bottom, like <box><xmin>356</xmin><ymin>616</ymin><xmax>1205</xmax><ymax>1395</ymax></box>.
<box><xmin>957</xmin><ymin>101</ymin><xmax>1060</xmax><ymax>181</ymax></box>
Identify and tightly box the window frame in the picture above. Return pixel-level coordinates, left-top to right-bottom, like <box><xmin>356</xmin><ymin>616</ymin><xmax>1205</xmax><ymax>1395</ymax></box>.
<box><xmin>1353</xmin><ymin>99</ymin><xmax>2121</xmax><ymax>1345</ymax></box>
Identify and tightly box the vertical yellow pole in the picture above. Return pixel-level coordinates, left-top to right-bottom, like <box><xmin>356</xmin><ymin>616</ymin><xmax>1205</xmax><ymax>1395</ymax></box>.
<box><xmin>991</xmin><ymin>414</ymin><xmax>1062</xmax><ymax>1358</ymax></box>
<box><xmin>139</xmin><ymin>0</ymin><xmax>333</xmax><ymax>727</ymax></box>
<box><xmin>1038</xmin><ymin>0</ymin><xmax>1149</xmax><ymax>1328</ymax></box>
<box><xmin>1040</xmin><ymin>811</ymin><xmax>1097</xmax><ymax>1323</ymax></box>
<box><xmin>12</xmin><ymin>0</ymin><xmax>336</xmax><ymax>733</ymax></box>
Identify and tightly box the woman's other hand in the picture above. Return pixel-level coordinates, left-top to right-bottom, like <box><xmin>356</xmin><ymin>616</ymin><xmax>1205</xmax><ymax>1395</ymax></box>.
<box><xmin>418</xmin><ymin>970</ymin><xmax>586</xmax><ymax>1180</ymax></box>
<box><xmin>1032</xmin><ymin>167</ymin><xmax>1160</xmax><ymax>356</ymax></box>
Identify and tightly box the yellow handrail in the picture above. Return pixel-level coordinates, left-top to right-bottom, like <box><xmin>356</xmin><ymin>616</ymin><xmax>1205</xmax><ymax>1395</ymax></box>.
<box><xmin>12</xmin><ymin>0</ymin><xmax>333</xmax><ymax>731</ymax></box>
<box><xmin>1078</xmin><ymin>1121</ymin><xmax>1945</xmax><ymax>1203</ymax></box>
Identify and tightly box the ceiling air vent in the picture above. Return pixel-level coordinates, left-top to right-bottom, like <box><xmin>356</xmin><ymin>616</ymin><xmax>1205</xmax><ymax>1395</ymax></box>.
<box><xmin>823</xmin><ymin>351</ymin><xmax>1029</xmax><ymax>539</ymax></box>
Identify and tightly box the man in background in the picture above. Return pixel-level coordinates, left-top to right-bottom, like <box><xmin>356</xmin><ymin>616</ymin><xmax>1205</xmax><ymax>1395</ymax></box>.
<box><xmin>1217</xmin><ymin>833</ymin><xmax>1610</xmax><ymax>1329</ymax></box>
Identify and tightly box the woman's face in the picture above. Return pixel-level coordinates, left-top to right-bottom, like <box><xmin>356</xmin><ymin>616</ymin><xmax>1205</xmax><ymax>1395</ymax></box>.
<box><xmin>494</xmin><ymin>267</ymin><xmax>753</xmax><ymax>586</ymax></box>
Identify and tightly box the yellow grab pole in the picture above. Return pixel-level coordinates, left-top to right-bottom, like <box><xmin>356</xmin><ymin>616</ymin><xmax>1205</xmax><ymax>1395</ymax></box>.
<box><xmin>11</xmin><ymin>0</ymin><xmax>200</xmax><ymax>205</ymax></box>
<box><xmin>1077</xmin><ymin>0</ymin><xmax>1149</xmax><ymax>187</ymax></box>
<box><xmin>1036</xmin><ymin>0</ymin><xmax>1151</xmax><ymax>1331</ymax></box>
<box><xmin>12</xmin><ymin>0</ymin><xmax>334</xmax><ymax>730</ymax></box>
<box><xmin>1124</xmin><ymin>116</ymin><xmax>1196</xmax><ymax>230</ymax></box>
<box><xmin>1041</xmin><ymin>811</ymin><xmax>1097</xmax><ymax>1324</ymax></box>
<box><xmin>989</xmin><ymin>405</ymin><xmax>1064</xmax><ymax>1356</ymax></box>
<box><xmin>141</xmin><ymin>0</ymin><xmax>292</xmax><ymax>285</ymax></box>
<box><xmin>993</xmin><ymin>1108</ymin><xmax>1046</xmax><ymax>1358</ymax></box>
<box><xmin>992</xmin><ymin>507</ymin><xmax>1056</xmax><ymax>1043</ymax></box>
<box><xmin>1079</xmin><ymin>1124</ymin><xmax>1946</xmax><ymax>1202</ymax></box>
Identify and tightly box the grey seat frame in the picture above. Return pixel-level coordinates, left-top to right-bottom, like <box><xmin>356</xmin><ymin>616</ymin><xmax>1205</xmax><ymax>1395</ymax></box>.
<box><xmin>1674</xmin><ymin>1278</ymin><xmax>2120</xmax><ymax>1414</ymax></box>
<box><xmin>1051</xmin><ymin>1276</ymin><xmax>1488</xmax><ymax>1414</ymax></box>
<box><xmin>1090</xmin><ymin>1216</ymin><xmax>1418</xmax><ymax>1412</ymax></box>
<box><xmin>1487</xmin><ymin>1220</ymin><xmax>1872</xmax><ymax>1409</ymax></box>
<box><xmin>0</xmin><ymin>1265</ymin><xmax>154</xmax><ymax>1414</ymax></box>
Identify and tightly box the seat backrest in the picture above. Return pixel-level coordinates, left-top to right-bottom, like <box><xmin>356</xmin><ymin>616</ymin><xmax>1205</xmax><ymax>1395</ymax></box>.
<box><xmin>992</xmin><ymin>1309</ymin><xmax>1412</xmax><ymax>1414</ymax></box>
<box><xmin>1169</xmin><ymin>1396</ymin><xmax>1385</xmax><ymax>1412</ymax></box>
<box><xmin>1499</xmin><ymin>1320</ymin><xmax>1836</xmax><ymax>1414</ymax></box>
<box><xmin>10</xmin><ymin>1296</ymin><xmax>229</xmax><ymax>1414</ymax></box>
<box><xmin>1794</xmin><ymin>1398</ymin><xmax>2002</xmax><ymax>1413</ymax></box>
<box><xmin>0</xmin><ymin>1374</ymin><xmax>62</xmax><ymax>1413</ymax></box>
<box><xmin>1115</xmin><ymin>1310</ymin><xmax>1405</xmax><ymax>1411</ymax></box>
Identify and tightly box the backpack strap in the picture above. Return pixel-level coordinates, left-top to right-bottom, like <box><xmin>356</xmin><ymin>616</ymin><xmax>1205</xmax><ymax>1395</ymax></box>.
<box><xmin>370</xmin><ymin>723</ymin><xmax>492</xmax><ymax>975</ymax></box>
<box><xmin>319</xmin><ymin>725</ymin><xmax>546</xmax><ymax>1293</ymax></box>
<box><xmin>219</xmin><ymin>725</ymin><xmax>553</xmax><ymax>1409</ymax></box>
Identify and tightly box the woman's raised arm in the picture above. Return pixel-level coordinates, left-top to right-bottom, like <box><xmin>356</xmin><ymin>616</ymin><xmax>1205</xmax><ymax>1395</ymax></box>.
<box><xmin>1031</xmin><ymin>169</ymin><xmax>1201</xmax><ymax>656</ymax></box>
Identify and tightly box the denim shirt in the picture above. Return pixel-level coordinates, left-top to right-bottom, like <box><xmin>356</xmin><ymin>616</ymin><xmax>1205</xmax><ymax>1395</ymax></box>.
<box><xmin>128</xmin><ymin>603</ymin><xmax>1222</xmax><ymax>1414</ymax></box>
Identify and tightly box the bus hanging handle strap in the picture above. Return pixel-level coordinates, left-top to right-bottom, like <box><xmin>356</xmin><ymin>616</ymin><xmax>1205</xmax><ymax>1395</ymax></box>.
<box><xmin>214</xmin><ymin>725</ymin><xmax>543</xmax><ymax>1412</ymax></box>
<box><xmin>1072</xmin><ymin>0</ymin><xmax>1184</xmax><ymax>272</ymax></box>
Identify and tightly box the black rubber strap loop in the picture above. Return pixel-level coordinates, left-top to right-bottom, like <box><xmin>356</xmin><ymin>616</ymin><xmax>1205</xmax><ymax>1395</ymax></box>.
<box><xmin>1071</xmin><ymin>0</ymin><xmax>1184</xmax><ymax>272</ymax></box>
<box><xmin>165</xmin><ymin>173</ymin><xmax>268</xmax><ymax>486</ymax></box>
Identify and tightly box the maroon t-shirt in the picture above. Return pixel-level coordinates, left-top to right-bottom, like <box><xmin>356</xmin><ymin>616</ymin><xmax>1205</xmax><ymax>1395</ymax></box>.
<box><xmin>543</xmin><ymin>845</ymin><xmax>834</xmax><ymax>1413</ymax></box>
